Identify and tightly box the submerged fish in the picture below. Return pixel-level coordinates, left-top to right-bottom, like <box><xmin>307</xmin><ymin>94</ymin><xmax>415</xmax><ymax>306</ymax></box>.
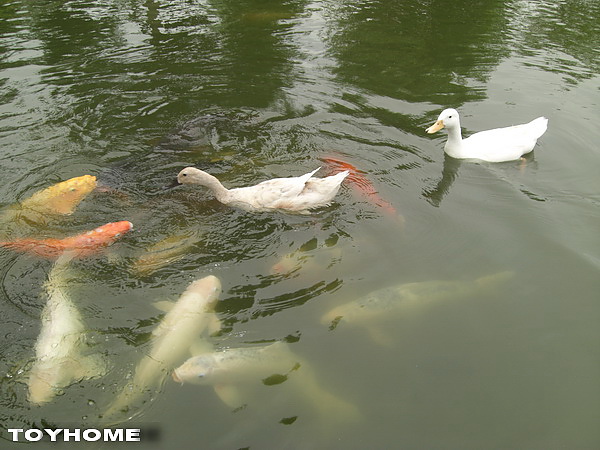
<box><xmin>103</xmin><ymin>275</ymin><xmax>222</xmax><ymax>421</ymax></box>
<box><xmin>320</xmin><ymin>156</ymin><xmax>401</xmax><ymax>222</ymax></box>
<box><xmin>173</xmin><ymin>341</ymin><xmax>359</xmax><ymax>421</ymax></box>
<box><xmin>270</xmin><ymin>237</ymin><xmax>342</xmax><ymax>276</ymax></box>
<box><xmin>322</xmin><ymin>271</ymin><xmax>514</xmax><ymax>342</ymax></box>
<box><xmin>131</xmin><ymin>231</ymin><xmax>201</xmax><ymax>277</ymax></box>
<box><xmin>173</xmin><ymin>341</ymin><xmax>298</xmax><ymax>387</ymax></box>
<box><xmin>0</xmin><ymin>221</ymin><xmax>133</xmax><ymax>259</ymax></box>
<box><xmin>2</xmin><ymin>175</ymin><xmax>97</xmax><ymax>226</ymax></box>
<box><xmin>28</xmin><ymin>254</ymin><xmax>106</xmax><ymax>405</ymax></box>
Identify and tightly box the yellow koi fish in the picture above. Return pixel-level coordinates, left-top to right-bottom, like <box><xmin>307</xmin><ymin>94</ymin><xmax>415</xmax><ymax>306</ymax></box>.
<box><xmin>2</xmin><ymin>175</ymin><xmax>97</xmax><ymax>226</ymax></box>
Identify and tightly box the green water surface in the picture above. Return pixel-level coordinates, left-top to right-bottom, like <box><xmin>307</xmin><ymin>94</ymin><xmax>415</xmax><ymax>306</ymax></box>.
<box><xmin>0</xmin><ymin>0</ymin><xmax>598</xmax><ymax>448</ymax></box>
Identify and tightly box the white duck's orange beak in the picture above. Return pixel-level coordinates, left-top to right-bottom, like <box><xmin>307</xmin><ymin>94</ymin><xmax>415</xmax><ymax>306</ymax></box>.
<box><xmin>426</xmin><ymin>120</ymin><xmax>444</xmax><ymax>134</ymax></box>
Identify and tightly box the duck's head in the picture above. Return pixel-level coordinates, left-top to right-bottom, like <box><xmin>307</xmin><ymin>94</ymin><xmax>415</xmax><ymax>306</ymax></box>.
<box><xmin>426</xmin><ymin>108</ymin><xmax>460</xmax><ymax>133</ymax></box>
<box><xmin>177</xmin><ymin>167</ymin><xmax>206</xmax><ymax>185</ymax></box>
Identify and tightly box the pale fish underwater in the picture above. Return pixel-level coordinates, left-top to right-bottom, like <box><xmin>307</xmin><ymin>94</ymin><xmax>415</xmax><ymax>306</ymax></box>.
<box><xmin>131</xmin><ymin>230</ymin><xmax>202</xmax><ymax>277</ymax></box>
<box><xmin>102</xmin><ymin>275</ymin><xmax>222</xmax><ymax>422</ymax></box>
<box><xmin>173</xmin><ymin>341</ymin><xmax>360</xmax><ymax>423</ymax></box>
<box><xmin>27</xmin><ymin>253</ymin><xmax>106</xmax><ymax>405</ymax></box>
<box><xmin>322</xmin><ymin>271</ymin><xmax>515</xmax><ymax>344</ymax></box>
<box><xmin>270</xmin><ymin>236</ymin><xmax>342</xmax><ymax>277</ymax></box>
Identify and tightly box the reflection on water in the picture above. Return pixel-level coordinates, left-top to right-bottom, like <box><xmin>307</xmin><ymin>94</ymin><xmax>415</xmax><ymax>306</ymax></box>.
<box><xmin>0</xmin><ymin>0</ymin><xmax>598</xmax><ymax>448</ymax></box>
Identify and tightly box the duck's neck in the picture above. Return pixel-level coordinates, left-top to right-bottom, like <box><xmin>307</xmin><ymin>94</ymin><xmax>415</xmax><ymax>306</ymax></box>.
<box><xmin>444</xmin><ymin>123</ymin><xmax>464</xmax><ymax>158</ymax></box>
<box><xmin>196</xmin><ymin>173</ymin><xmax>231</xmax><ymax>203</ymax></box>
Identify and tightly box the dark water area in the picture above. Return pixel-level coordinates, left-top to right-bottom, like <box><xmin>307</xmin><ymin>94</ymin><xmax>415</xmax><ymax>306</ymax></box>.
<box><xmin>0</xmin><ymin>0</ymin><xmax>598</xmax><ymax>448</ymax></box>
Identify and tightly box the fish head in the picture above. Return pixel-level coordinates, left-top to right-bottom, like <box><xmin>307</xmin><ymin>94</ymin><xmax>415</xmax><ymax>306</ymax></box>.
<box><xmin>24</xmin><ymin>175</ymin><xmax>98</xmax><ymax>215</ymax></box>
<box><xmin>172</xmin><ymin>354</ymin><xmax>217</xmax><ymax>385</ymax></box>
<box><xmin>321</xmin><ymin>294</ymin><xmax>379</xmax><ymax>329</ymax></box>
<box><xmin>185</xmin><ymin>275</ymin><xmax>222</xmax><ymax>305</ymax></box>
<box><xmin>270</xmin><ymin>252</ymin><xmax>303</xmax><ymax>275</ymax></box>
<box><xmin>92</xmin><ymin>220</ymin><xmax>134</xmax><ymax>238</ymax></box>
<box><xmin>426</xmin><ymin>108</ymin><xmax>459</xmax><ymax>134</ymax></box>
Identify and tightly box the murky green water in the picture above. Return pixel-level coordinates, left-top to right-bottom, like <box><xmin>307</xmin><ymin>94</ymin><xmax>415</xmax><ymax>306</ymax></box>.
<box><xmin>1</xmin><ymin>0</ymin><xmax>598</xmax><ymax>448</ymax></box>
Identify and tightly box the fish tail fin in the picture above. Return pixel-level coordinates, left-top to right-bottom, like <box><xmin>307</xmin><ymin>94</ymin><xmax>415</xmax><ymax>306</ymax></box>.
<box><xmin>320</xmin><ymin>157</ymin><xmax>360</xmax><ymax>175</ymax></box>
<box><xmin>0</xmin><ymin>240</ymin><xmax>21</xmax><ymax>251</ymax></box>
<box><xmin>73</xmin><ymin>353</ymin><xmax>108</xmax><ymax>381</ymax></box>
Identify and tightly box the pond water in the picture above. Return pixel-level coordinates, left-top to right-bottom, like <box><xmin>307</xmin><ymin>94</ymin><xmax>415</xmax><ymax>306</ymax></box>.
<box><xmin>0</xmin><ymin>0</ymin><xmax>598</xmax><ymax>448</ymax></box>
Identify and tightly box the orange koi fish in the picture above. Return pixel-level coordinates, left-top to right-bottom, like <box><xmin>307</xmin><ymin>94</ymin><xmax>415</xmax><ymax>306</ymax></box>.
<box><xmin>320</xmin><ymin>157</ymin><xmax>399</xmax><ymax>218</ymax></box>
<box><xmin>0</xmin><ymin>221</ymin><xmax>133</xmax><ymax>259</ymax></box>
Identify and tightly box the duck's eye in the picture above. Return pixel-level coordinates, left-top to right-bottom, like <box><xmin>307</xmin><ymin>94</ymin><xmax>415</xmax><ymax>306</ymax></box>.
<box><xmin>448</xmin><ymin>115</ymin><xmax>453</xmax><ymax>119</ymax></box>
<box><xmin>182</xmin><ymin>173</ymin><xmax>187</xmax><ymax>177</ymax></box>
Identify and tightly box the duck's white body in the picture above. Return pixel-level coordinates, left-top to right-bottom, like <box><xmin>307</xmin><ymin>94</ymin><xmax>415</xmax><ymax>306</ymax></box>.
<box><xmin>426</xmin><ymin>108</ymin><xmax>548</xmax><ymax>162</ymax></box>
<box><xmin>177</xmin><ymin>167</ymin><xmax>348</xmax><ymax>214</ymax></box>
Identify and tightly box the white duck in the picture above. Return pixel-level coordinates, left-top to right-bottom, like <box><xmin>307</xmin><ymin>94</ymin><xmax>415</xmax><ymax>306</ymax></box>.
<box><xmin>426</xmin><ymin>108</ymin><xmax>548</xmax><ymax>162</ymax></box>
<box><xmin>177</xmin><ymin>167</ymin><xmax>349</xmax><ymax>214</ymax></box>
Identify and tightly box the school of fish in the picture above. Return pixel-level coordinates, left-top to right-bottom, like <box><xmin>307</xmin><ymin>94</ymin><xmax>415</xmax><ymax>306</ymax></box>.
<box><xmin>4</xmin><ymin>160</ymin><xmax>516</xmax><ymax>428</ymax></box>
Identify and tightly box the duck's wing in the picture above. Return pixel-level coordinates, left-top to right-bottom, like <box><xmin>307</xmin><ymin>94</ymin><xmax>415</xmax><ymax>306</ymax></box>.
<box><xmin>270</xmin><ymin>170</ymin><xmax>349</xmax><ymax>212</ymax></box>
<box><xmin>229</xmin><ymin>168</ymin><xmax>321</xmax><ymax>210</ymax></box>
<box><xmin>304</xmin><ymin>170</ymin><xmax>349</xmax><ymax>198</ymax></box>
<box><xmin>464</xmin><ymin>117</ymin><xmax>548</xmax><ymax>162</ymax></box>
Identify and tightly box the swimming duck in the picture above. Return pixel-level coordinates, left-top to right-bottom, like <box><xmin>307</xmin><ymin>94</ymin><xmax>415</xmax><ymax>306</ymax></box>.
<box><xmin>177</xmin><ymin>167</ymin><xmax>349</xmax><ymax>214</ymax></box>
<box><xmin>426</xmin><ymin>108</ymin><xmax>548</xmax><ymax>162</ymax></box>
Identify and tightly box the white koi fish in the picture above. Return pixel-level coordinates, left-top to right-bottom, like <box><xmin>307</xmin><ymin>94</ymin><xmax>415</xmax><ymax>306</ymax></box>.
<box><xmin>28</xmin><ymin>253</ymin><xmax>106</xmax><ymax>405</ymax></box>
<box><xmin>103</xmin><ymin>275</ymin><xmax>221</xmax><ymax>421</ymax></box>
<box><xmin>173</xmin><ymin>341</ymin><xmax>359</xmax><ymax>422</ymax></box>
<box><xmin>322</xmin><ymin>271</ymin><xmax>514</xmax><ymax>343</ymax></box>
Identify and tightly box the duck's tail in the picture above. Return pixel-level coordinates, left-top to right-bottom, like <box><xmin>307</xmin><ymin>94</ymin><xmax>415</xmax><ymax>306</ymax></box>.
<box><xmin>328</xmin><ymin>169</ymin><xmax>350</xmax><ymax>184</ymax></box>
<box><xmin>529</xmin><ymin>117</ymin><xmax>548</xmax><ymax>139</ymax></box>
